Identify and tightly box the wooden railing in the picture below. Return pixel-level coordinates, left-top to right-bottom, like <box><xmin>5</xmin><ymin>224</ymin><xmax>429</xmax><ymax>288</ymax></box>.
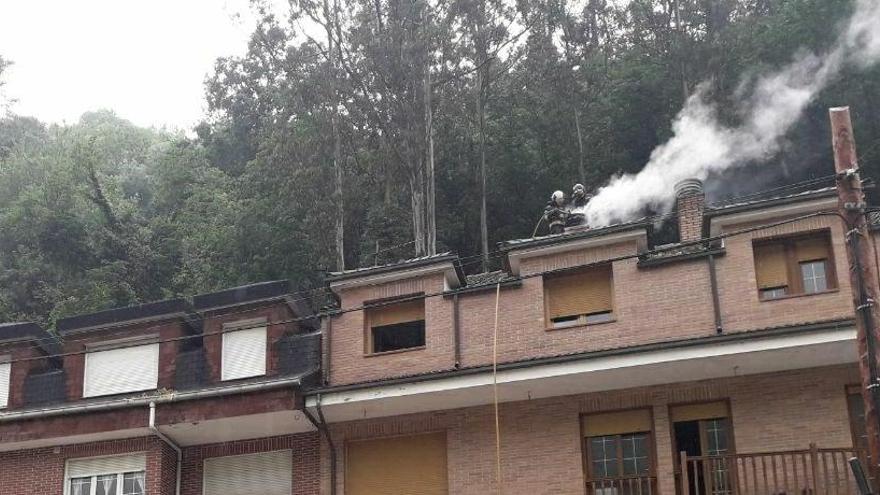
<box><xmin>587</xmin><ymin>476</ymin><xmax>658</xmax><ymax>495</ymax></box>
<box><xmin>679</xmin><ymin>445</ymin><xmax>871</xmax><ymax>495</ymax></box>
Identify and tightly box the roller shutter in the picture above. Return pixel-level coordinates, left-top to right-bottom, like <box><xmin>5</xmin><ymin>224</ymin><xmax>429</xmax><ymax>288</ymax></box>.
<box><xmin>221</xmin><ymin>326</ymin><xmax>267</xmax><ymax>381</ymax></box>
<box><xmin>0</xmin><ymin>362</ymin><xmax>10</xmax><ymax>408</ymax></box>
<box><xmin>83</xmin><ymin>344</ymin><xmax>159</xmax><ymax>397</ymax></box>
<box><xmin>368</xmin><ymin>299</ymin><xmax>425</xmax><ymax>328</ymax></box>
<box><xmin>67</xmin><ymin>454</ymin><xmax>146</xmax><ymax>478</ymax></box>
<box><xmin>346</xmin><ymin>432</ymin><xmax>448</xmax><ymax>495</ymax></box>
<box><xmin>545</xmin><ymin>265</ymin><xmax>613</xmax><ymax>319</ymax></box>
<box><xmin>670</xmin><ymin>401</ymin><xmax>729</xmax><ymax>422</ymax></box>
<box><xmin>754</xmin><ymin>243</ymin><xmax>788</xmax><ymax>289</ymax></box>
<box><xmin>203</xmin><ymin>450</ymin><xmax>292</xmax><ymax>495</ymax></box>
<box><xmin>582</xmin><ymin>409</ymin><xmax>652</xmax><ymax>437</ymax></box>
<box><xmin>795</xmin><ymin>237</ymin><xmax>831</xmax><ymax>262</ymax></box>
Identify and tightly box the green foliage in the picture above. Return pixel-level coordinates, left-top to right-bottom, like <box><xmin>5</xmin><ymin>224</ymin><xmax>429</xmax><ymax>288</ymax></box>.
<box><xmin>2</xmin><ymin>0</ymin><xmax>879</xmax><ymax>325</ymax></box>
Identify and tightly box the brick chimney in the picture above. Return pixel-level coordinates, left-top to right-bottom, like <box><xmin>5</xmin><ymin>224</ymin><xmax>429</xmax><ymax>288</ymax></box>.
<box><xmin>674</xmin><ymin>179</ymin><xmax>705</xmax><ymax>243</ymax></box>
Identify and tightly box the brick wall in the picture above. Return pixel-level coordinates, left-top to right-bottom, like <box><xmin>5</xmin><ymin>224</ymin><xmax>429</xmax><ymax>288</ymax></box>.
<box><xmin>0</xmin><ymin>436</ymin><xmax>173</xmax><ymax>495</ymax></box>
<box><xmin>327</xmin><ymin>210</ymin><xmax>860</xmax><ymax>387</ymax></box>
<box><xmin>180</xmin><ymin>432</ymin><xmax>320</xmax><ymax>495</ymax></box>
<box><xmin>0</xmin><ymin>408</ymin><xmax>147</xmax><ymax>445</ymax></box>
<box><xmin>329</xmin><ymin>272</ymin><xmax>455</xmax><ymax>385</ymax></box>
<box><xmin>201</xmin><ymin>303</ymin><xmax>299</xmax><ymax>383</ymax></box>
<box><xmin>2</xmin><ymin>342</ymin><xmax>47</xmax><ymax>409</ymax></box>
<box><xmin>62</xmin><ymin>320</ymin><xmax>188</xmax><ymax>402</ymax></box>
<box><xmin>321</xmin><ymin>364</ymin><xmax>859</xmax><ymax>495</ymax></box>
<box><xmin>715</xmin><ymin>215</ymin><xmax>854</xmax><ymax>333</ymax></box>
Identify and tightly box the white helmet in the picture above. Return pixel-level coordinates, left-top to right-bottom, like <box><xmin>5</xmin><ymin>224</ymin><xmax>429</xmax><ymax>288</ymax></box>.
<box><xmin>551</xmin><ymin>190</ymin><xmax>565</xmax><ymax>206</ymax></box>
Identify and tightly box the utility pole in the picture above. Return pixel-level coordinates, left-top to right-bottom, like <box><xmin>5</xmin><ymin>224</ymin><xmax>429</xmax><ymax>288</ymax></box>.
<box><xmin>830</xmin><ymin>106</ymin><xmax>880</xmax><ymax>481</ymax></box>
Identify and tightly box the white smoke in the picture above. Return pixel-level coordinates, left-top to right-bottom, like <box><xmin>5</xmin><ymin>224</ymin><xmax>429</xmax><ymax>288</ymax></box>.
<box><xmin>584</xmin><ymin>0</ymin><xmax>880</xmax><ymax>227</ymax></box>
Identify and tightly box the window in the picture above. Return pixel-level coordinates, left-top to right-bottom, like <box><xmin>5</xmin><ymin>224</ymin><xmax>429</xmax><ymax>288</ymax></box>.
<box><xmin>366</xmin><ymin>298</ymin><xmax>426</xmax><ymax>354</ymax></box>
<box><xmin>753</xmin><ymin>232</ymin><xmax>836</xmax><ymax>300</ymax></box>
<box><xmin>221</xmin><ymin>322</ymin><xmax>268</xmax><ymax>381</ymax></box>
<box><xmin>346</xmin><ymin>433</ymin><xmax>448</xmax><ymax>495</ymax></box>
<box><xmin>847</xmin><ymin>386</ymin><xmax>868</xmax><ymax>452</ymax></box>
<box><xmin>544</xmin><ymin>264</ymin><xmax>613</xmax><ymax>328</ymax></box>
<box><xmin>203</xmin><ymin>450</ymin><xmax>292</xmax><ymax>495</ymax></box>
<box><xmin>582</xmin><ymin>409</ymin><xmax>654</xmax><ymax>495</ymax></box>
<box><xmin>66</xmin><ymin>455</ymin><xmax>145</xmax><ymax>495</ymax></box>
<box><xmin>0</xmin><ymin>359</ymin><xmax>10</xmax><ymax>409</ymax></box>
<box><xmin>83</xmin><ymin>343</ymin><xmax>159</xmax><ymax>398</ymax></box>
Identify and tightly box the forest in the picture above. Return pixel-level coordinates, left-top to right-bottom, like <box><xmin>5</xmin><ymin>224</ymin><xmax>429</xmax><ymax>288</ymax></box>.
<box><xmin>1</xmin><ymin>0</ymin><xmax>879</xmax><ymax>326</ymax></box>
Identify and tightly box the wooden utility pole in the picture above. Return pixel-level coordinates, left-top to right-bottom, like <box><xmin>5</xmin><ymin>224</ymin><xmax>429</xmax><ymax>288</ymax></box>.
<box><xmin>830</xmin><ymin>106</ymin><xmax>880</xmax><ymax>480</ymax></box>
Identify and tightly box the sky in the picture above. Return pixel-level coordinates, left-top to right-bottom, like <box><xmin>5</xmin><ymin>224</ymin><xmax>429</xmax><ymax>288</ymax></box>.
<box><xmin>0</xmin><ymin>0</ymin><xmax>287</xmax><ymax>130</ymax></box>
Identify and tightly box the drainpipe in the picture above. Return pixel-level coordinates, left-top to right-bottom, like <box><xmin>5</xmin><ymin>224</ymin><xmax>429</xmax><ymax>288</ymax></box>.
<box><xmin>453</xmin><ymin>293</ymin><xmax>461</xmax><ymax>368</ymax></box>
<box><xmin>149</xmin><ymin>402</ymin><xmax>182</xmax><ymax>495</ymax></box>
<box><xmin>303</xmin><ymin>394</ymin><xmax>337</xmax><ymax>495</ymax></box>
<box><xmin>708</xmin><ymin>253</ymin><xmax>723</xmax><ymax>334</ymax></box>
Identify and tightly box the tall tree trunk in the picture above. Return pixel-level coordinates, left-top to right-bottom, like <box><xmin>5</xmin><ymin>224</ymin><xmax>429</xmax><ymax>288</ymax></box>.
<box><xmin>409</xmin><ymin>152</ymin><xmax>427</xmax><ymax>257</ymax></box>
<box><xmin>424</xmin><ymin>69</ymin><xmax>437</xmax><ymax>256</ymax></box>
<box><xmin>477</xmin><ymin>68</ymin><xmax>489</xmax><ymax>271</ymax></box>
<box><xmin>325</xmin><ymin>0</ymin><xmax>345</xmax><ymax>271</ymax></box>
<box><xmin>574</xmin><ymin>108</ymin><xmax>586</xmax><ymax>185</ymax></box>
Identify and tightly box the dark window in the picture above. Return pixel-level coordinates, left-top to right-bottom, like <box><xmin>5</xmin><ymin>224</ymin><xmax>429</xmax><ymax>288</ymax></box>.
<box><xmin>848</xmin><ymin>388</ymin><xmax>868</xmax><ymax>451</ymax></box>
<box><xmin>372</xmin><ymin>320</ymin><xmax>426</xmax><ymax>353</ymax></box>
<box><xmin>366</xmin><ymin>298</ymin><xmax>426</xmax><ymax>354</ymax></box>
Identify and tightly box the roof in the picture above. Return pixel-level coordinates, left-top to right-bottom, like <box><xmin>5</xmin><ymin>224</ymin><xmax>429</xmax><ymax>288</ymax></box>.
<box><xmin>55</xmin><ymin>280</ymin><xmax>308</xmax><ymax>335</ymax></box>
<box><xmin>56</xmin><ymin>298</ymin><xmax>190</xmax><ymax>335</ymax></box>
<box><xmin>705</xmin><ymin>186</ymin><xmax>837</xmax><ymax>217</ymax></box>
<box><xmin>192</xmin><ymin>280</ymin><xmax>291</xmax><ymax>311</ymax></box>
<box><xmin>0</xmin><ymin>322</ymin><xmax>62</xmax><ymax>357</ymax></box>
<box><xmin>499</xmin><ymin>219</ymin><xmax>652</xmax><ymax>252</ymax></box>
<box><xmin>326</xmin><ymin>252</ymin><xmax>465</xmax><ymax>285</ymax></box>
<box><xmin>465</xmin><ymin>271</ymin><xmax>516</xmax><ymax>287</ymax></box>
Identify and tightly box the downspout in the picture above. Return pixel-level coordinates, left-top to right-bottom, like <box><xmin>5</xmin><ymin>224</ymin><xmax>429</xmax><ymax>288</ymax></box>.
<box><xmin>453</xmin><ymin>293</ymin><xmax>461</xmax><ymax>368</ymax></box>
<box><xmin>708</xmin><ymin>253</ymin><xmax>723</xmax><ymax>334</ymax></box>
<box><xmin>149</xmin><ymin>402</ymin><xmax>182</xmax><ymax>495</ymax></box>
<box><xmin>303</xmin><ymin>394</ymin><xmax>337</xmax><ymax>495</ymax></box>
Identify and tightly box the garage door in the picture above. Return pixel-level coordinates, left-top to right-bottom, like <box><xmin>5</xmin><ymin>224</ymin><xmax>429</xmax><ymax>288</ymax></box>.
<box><xmin>345</xmin><ymin>432</ymin><xmax>448</xmax><ymax>495</ymax></box>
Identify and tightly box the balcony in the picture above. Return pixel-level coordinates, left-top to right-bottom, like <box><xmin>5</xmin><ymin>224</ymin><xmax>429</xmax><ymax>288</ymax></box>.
<box><xmin>679</xmin><ymin>445</ymin><xmax>870</xmax><ymax>495</ymax></box>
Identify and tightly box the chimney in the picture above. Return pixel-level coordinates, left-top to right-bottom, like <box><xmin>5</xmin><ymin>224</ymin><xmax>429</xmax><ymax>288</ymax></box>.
<box><xmin>674</xmin><ymin>179</ymin><xmax>705</xmax><ymax>243</ymax></box>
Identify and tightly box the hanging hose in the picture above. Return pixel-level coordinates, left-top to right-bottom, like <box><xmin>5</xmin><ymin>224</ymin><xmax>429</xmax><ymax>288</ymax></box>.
<box><xmin>492</xmin><ymin>282</ymin><xmax>503</xmax><ymax>494</ymax></box>
<box><xmin>531</xmin><ymin>214</ymin><xmax>546</xmax><ymax>238</ymax></box>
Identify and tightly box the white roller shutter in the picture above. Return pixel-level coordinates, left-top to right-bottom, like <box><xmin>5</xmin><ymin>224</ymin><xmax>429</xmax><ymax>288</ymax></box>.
<box><xmin>0</xmin><ymin>362</ymin><xmax>10</xmax><ymax>409</ymax></box>
<box><xmin>83</xmin><ymin>343</ymin><xmax>159</xmax><ymax>397</ymax></box>
<box><xmin>203</xmin><ymin>450</ymin><xmax>292</xmax><ymax>495</ymax></box>
<box><xmin>67</xmin><ymin>454</ymin><xmax>146</xmax><ymax>478</ymax></box>
<box><xmin>221</xmin><ymin>327</ymin><xmax>267</xmax><ymax>381</ymax></box>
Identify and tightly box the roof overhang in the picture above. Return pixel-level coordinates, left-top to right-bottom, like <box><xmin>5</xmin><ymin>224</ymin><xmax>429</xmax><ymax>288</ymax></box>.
<box><xmin>329</xmin><ymin>259</ymin><xmax>464</xmax><ymax>292</ymax></box>
<box><xmin>506</xmin><ymin>228</ymin><xmax>647</xmax><ymax>276</ymax></box>
<box><xmin>306</xmin><ymin>323</ymin><xmax>856</xmax><ymax>423</ymax></box>
<box><xmin>708</xmin><ymin>196</ymin><xmax>838</xmax><ymax>236</ymax></box>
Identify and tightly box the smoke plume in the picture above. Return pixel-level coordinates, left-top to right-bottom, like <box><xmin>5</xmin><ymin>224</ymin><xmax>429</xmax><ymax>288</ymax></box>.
<box><xmin>584</xmin><ymin>0</ymin><xmax>880</xmax><ymax>227</ymax></box>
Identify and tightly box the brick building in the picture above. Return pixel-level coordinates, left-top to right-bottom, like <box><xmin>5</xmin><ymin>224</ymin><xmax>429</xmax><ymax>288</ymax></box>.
<box><xmin>0</xmin><ymin>179</ymin><xmax>876</xmax><ymax>495</ymax></box>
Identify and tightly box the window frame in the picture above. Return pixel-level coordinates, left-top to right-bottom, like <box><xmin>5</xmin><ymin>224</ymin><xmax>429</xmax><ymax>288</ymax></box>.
<box><xmin>220</xmin><ymin>318</ymin><xmax>268</xmax><ymax>381</ymax></box>
<box><xmin>543</xmin><ymin>264</ymin><xmax>616</xmax><ymax>330</ymax></box>
<box><xmin>68</xmin><ymin>471</ymin><xmax>145</xmax><ymax>495</ymax></box>
<box><xmin>581</xmin><ymin>409</ymin><xmax>656</xmax><ymax>486</ymax></box>
<box><xmin>752</xmin><ymin>230</ymin><xmax>838</xmax><ymax>302</ymax></box>
<box><xmin>363</xmin><ymin>295</ymin><xmax>427</xmax><ymax>356</ymax></box>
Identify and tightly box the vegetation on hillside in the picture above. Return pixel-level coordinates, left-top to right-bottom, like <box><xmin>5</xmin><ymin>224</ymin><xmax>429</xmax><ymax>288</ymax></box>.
<box><xmin>1</xmin><ymin>0</ymin><xmax>878</xmax><ymax>326</ymax></box>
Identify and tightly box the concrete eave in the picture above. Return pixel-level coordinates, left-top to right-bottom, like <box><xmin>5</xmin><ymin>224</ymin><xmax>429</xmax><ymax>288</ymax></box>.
<box><xmin>506</xmin><ymin>228</ymin><xmax>648</xmax><ymax>276</ymax></box>
<box><xmin>708</xmin><ymin>196</ymin><xmax>838</xmax><ymax>236</ymax></box>
<box><xmin>328</xmin><ymin>260</ymin><xmax>464</xmax><ymax>292</ymax></box>
<box><xmin>306</xmin><ymin>322</ymin><xmax>857</xmax><ymax>423</ymax></box>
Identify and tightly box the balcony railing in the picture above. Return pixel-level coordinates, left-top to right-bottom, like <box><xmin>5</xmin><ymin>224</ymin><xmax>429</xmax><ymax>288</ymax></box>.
<box><xmin>587</xmin><ymin>476</ymin><xmax>657</xmax><ymax>495</ymax></box>
<box><xmin>679</xmin><ymin>445</ymin><xmax>870</xmax><ymax>495</ymax></box>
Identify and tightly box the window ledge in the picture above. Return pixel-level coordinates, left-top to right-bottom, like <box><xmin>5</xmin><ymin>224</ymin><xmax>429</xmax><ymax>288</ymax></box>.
<box><xmin>759</xmin><ymin>288</ymin><xmax>839</xmax><ymax>302</ymax></box>
<box><xmin>545</xmin><ymin>319</ymin><xmax>617</xmax><ymax>332</ymax></box>
<box><xmin>364</xmin><ymin>346</ymin><xmax>426</xmax><ymax>358</ymax></box>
